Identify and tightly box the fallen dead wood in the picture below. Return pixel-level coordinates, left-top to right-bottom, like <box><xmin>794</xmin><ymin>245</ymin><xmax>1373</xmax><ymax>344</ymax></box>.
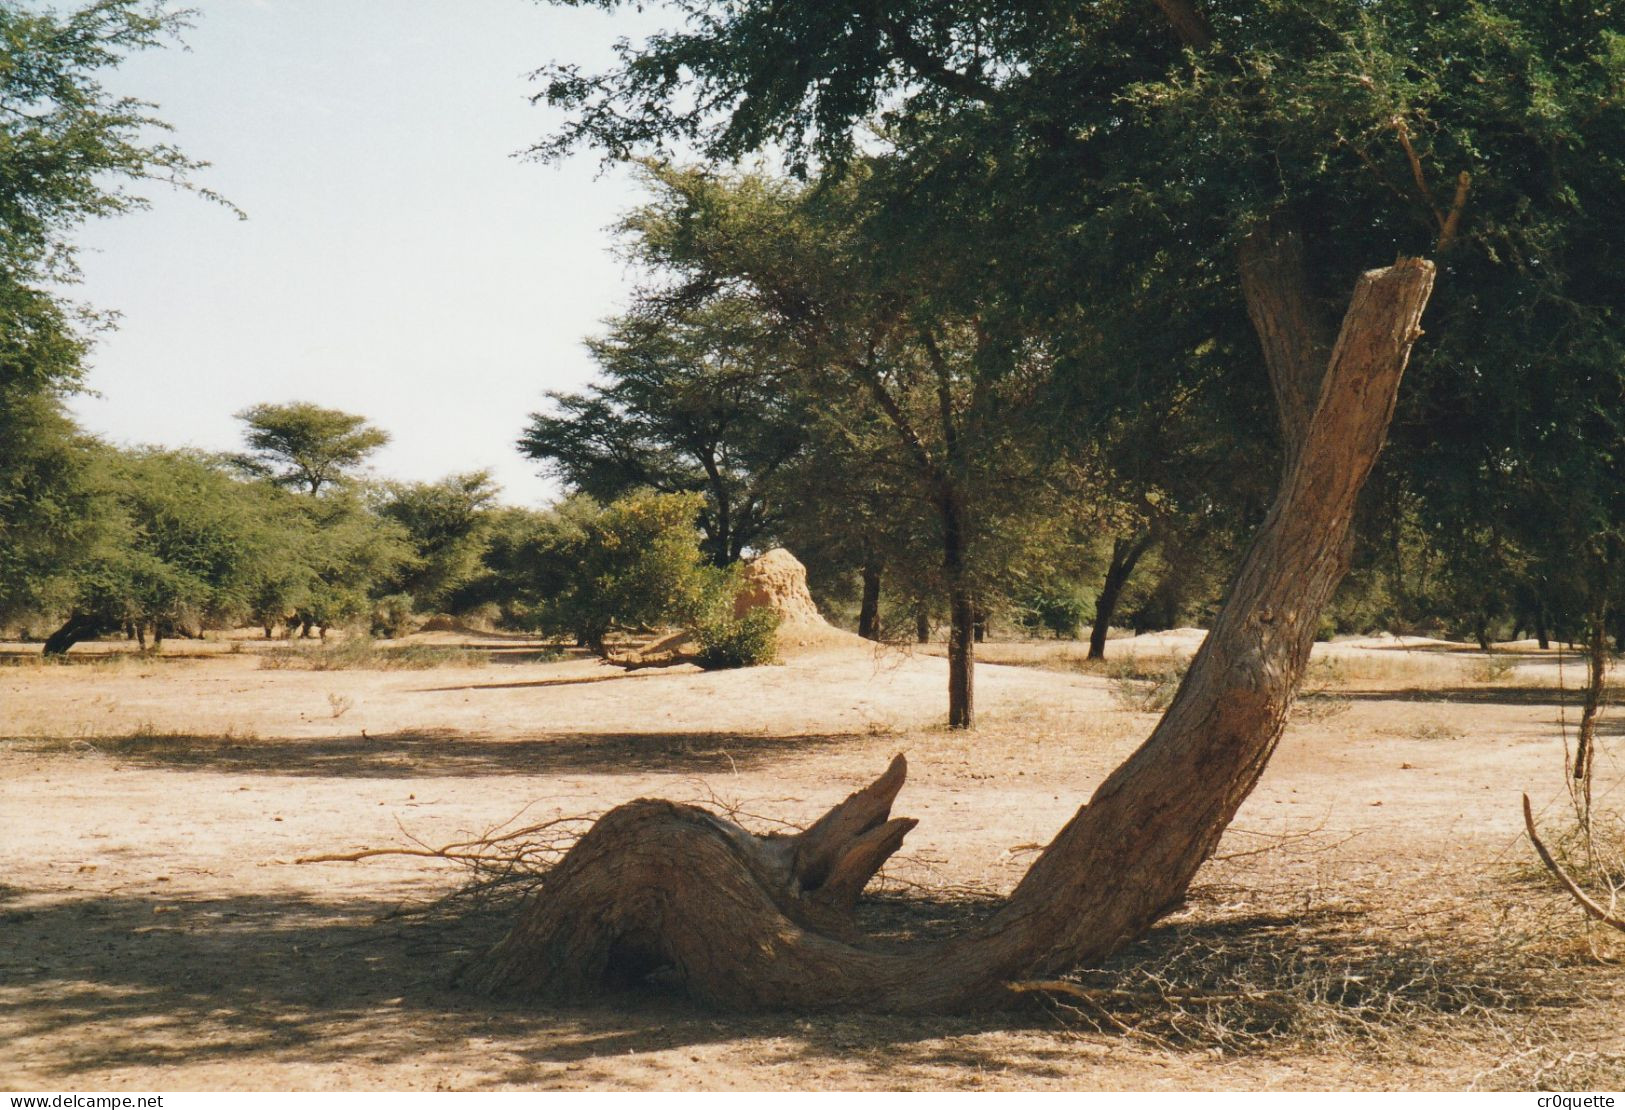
<box><xmin>1522</xmin><ymin>793</ymin><xmax>1625</xmax><ymax>933</ymax></box>
<box><xmin>1008</xmin><ymin>978</ymin><xmax>1293</xmax><ymax>1011</ymax></box>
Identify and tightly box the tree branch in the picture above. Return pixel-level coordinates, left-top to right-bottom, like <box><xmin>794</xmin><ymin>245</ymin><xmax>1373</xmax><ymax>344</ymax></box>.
<box><xmin>878</xmin><ymin>15</ymin><xmax>1003</xmax><ymax>104</ymax></box>
<box><xmin>846</xmin><ymin>352</ymin><xmax>943</xmax><ymax>484</ymax></box>
<box><xmin>1523</xmin><ymin>794</ymin><xmax>1625</xmax><ymax>933</ymax></box>
<box><xmin>1437</xmin><ymin>171</ymin><xmax>1471</xmax><ymax>252</ymax></box>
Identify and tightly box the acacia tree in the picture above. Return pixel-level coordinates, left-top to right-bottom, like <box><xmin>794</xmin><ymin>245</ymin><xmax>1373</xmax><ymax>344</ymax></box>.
<box><xmin>520</xmin><ymin>299</ymin><xmax>806</xmax><ymax>565</ymax></box>
<box><xmin>40</xmin><ymin>450</ymin><xmax>298</xmax><ymax>654</ymax></box>
<box><xmin>234</xmin><ymin>402</ymin><xmax>390</xmax><ymax>496</ymax></box>
<box><xmin>535</xmin><ymin>490</ymin><xmax>718</xmax><ymax>654</ymax></box>
<box><xmin>469</xmin><ymin>0</ymin><xmax>1618</xmax><ymax>1009</ymax></box>
<box><xmin>621</xmin><ymin>163</ymin><xmax>1089</xmax><ymax>727</ymax></box>
<box><xmin>377</xmin><ymin>471</ymin><xmax>500</xmax><ymax>613</ymax></box>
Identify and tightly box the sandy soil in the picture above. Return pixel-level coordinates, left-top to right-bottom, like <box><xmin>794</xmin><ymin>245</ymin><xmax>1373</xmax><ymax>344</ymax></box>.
<box><xmin>2</xmin><ymin>631</ymin><xmax>1622</xmax><ymax>1091</ymax></box>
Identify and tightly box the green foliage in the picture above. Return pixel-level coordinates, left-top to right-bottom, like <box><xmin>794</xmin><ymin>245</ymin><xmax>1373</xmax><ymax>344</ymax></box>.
<box><xmin>0</xmin><ymin>389</ymin><xmax>102</xmax><ymax>624</ymax></box>
<box><xmin>0</xmin><ymin>0</ymin><xmax>230</xmax><ymax>296</ymax></box>
<box><xmin>531</xmin><ymin>0</ymin><xmax>1625</xmax><ymax>657</ymax></box>
<box><xmin>520</xmin><ymin>300</ymin><xmax>805</xmax><ymax>565</ymax></box>
<box><xmin>449</xmin><ymin>504</ymin><xmax>584</xmax><ymax>628</ymax></box>
<box><xmin>693</xmin><ymin>596</ymin><xmax>780</xmax><ymax>669</ymax></box>
<box><xmin>1019</xmin><ymin>585</ymin><xmax>1090</xmax><ymax>640</ymax></box>
<box><xmin>537</xmin><ymin>489</ymin><xmax>716</xmax><ymax>650</ymax></box>
<box><xmin>46</xmin><ymin>449</ymin><xmax>297</xmax><ymax>636</ymax></box>
<box><xmin>0</xmin><ymin>0</ymin><xmax>227</xmax><ymax>629</ymax></box>
<box><xmin>376</xmin><ymin>471</ymin><xmax>498</xmax><ymax>611</ymax></box>
<box><xmin>290</xmin><ymin>491</ymin><xmax>413</xmax><ymax>632</ymax></box>
<box><xmin>370</xmin><ymin>593</ymin><xmax>418</xmax><ymax>639</ymax></box>
<box><xmin>234</xmin><ymin>402</ymin><xmax>390</xmax><ymax>496</ymax></box>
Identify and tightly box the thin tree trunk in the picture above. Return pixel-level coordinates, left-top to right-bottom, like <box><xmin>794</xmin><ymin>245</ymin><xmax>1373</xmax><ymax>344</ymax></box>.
<box><xmin>1088</xmin><ymin>533</ymin><xmax>1154</xmax><ymax>661</ymax></box>
<box><xmin>941</xmin><ymin>486</ymin><xmax>975</xmax><ymax>729</ymax></box>
<box><xmin>858</xmin><ymin>564</ymin><xmax>882</xmax><ymax>641</ymax></box>
<box><xmin>471</xmin><ymin>258</ymin><xmax>1436</xmax><ymax>1013</ymax></box>
<box><xmin>915</xmin><ymin>607</ymin><xmax>931</xmax><ymax>644</ymax></box>
<box><xmin>1573</xmin><ymin>609</ymin><xmax>1608</xmax><ymax>828</ymax></box>
<box><xmin>948</xmin><ymin>586</ymin><xmax>975</xmax><ymax>730</ymax></box>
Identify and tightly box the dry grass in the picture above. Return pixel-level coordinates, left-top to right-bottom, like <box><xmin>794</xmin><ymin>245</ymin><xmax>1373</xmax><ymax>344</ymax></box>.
<box><xmin>1106</xmin><ymin>657</ymin><xmax>1190</xmax><ymax>713</ymax></box>
<box><xmin>258</xmin><ymin>637</ymin><xmax>488</xmax><ymax>671</ymax></box>
<box><xmin>1028</xmin><ymin>904</ymin><xmax>1580</xmax><ymax>1056</ymax></box>
<box><xmin>1516</xmin><ymin>804</ymin><xmax>1625</xmax><ymax>955</ymax></box>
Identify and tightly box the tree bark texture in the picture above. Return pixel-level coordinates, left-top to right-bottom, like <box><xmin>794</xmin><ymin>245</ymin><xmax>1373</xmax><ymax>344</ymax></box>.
<box><xmin>473</xmin><ymin>259</ymin><xmax>1436</xmax><ymax>1012</ymax></box>
<box><xmin>1237</xmin><ymin>218</ymin><xmax>1335</xmax><ymax>477</ymax></box>
<box><xmin>1088</xmin><ymin>533</ymin><xmax>1155</xmax><ymax>660</ymax></box>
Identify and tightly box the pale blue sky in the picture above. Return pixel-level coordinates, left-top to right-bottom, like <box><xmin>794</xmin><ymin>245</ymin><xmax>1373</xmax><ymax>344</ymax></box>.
<box><xmin>67</xmin><ymin>0</ymin><xmax>664</xmax><ymax>505</ymax></box>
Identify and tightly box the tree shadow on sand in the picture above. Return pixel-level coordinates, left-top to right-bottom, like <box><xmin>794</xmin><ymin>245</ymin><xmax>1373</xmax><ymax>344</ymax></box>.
<box><xmin>1336</xmin><ymin>685</ymin><xmax>1599</xmax><ymax>708</ymax></box>
<box><xmin>9</xmin><ymin>729</ymin><xmax>875</xmax><ymax>779</ymax></box>
<box><xmin>2</xmin><ymin>878</ymin><xmax>1599</xmax><ymax>1087</ymax></box>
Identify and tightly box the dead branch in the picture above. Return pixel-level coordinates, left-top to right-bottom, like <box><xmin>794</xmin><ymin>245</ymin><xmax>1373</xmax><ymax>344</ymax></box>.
<box><xmin>1522</xmin><ymin>793</ymin><xmax>1625</xmax><ymax>933</ymax></box>
<box><xmin>1008</xmin><ymin>978</ymin><xmax>1292</xmax><ymax>1010</ymax></box>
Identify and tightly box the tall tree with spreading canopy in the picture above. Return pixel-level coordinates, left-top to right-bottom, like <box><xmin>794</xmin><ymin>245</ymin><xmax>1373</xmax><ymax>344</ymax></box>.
<box><xmin>234</xmin><ymin>402</ymin><xmax>390</xmax><ymax>496</ymax></box>
<box><xmin>470</xmin><ymin>0</ymin><xmax>1620</xmax><ymax>1010</ymax></box>
<box><xmin>520</xmin><ymin>298</ymin><xmax>806</xmax><ymax>565</ymax></box>
<box><xmin>616</xmin><ymin>162</ymin><xmax>1100</xmax><ymax>727</ymax></box>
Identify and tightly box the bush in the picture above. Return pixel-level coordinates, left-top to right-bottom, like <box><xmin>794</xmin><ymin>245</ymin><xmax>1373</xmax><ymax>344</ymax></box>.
<box><xmin>371</xmin><ymin>593</ymin><xmax>417</xmax><ymax>638</ymax></box>
<box><xmin>539</xmin><ymin>490</ymin><xmax>714</xmax><ymax>651</ymax></box>
<box><xmin>1468</xmin><ymin>653</ymin><xmax>1517</xmax><ymax>683</ymax></box>
<box><xmin>1020</xmin><ymin>587</ymin><xmax>1090</xmax><ymax>639</ymax></box>
<box><xmin>694</xmin><ymin>607</ymin><xmax>780</xmax><ymax>670</ymax></box>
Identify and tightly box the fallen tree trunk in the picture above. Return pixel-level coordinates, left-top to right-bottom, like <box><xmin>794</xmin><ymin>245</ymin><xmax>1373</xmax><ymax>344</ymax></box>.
<box><xmin>471</xmin><ymin>258</ymin><xmax>1437</xmax><ymax>1011</ymax></box>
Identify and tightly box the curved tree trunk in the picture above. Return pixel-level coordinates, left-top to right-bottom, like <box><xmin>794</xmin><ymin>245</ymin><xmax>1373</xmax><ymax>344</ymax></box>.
<box><xmin>473</xmin><ymin>259</ymin><xmax>1436</xmax><ymax>1012</ymax></box>
<box><xmin>42</xmin><ymin>612</ymin><xmax>114</xmax><ymax>657</ymax></box>
<box><xmin>1087</xmin><ymin>533</ymin><xmax>1154</xmax><ymax>661</ymax></box>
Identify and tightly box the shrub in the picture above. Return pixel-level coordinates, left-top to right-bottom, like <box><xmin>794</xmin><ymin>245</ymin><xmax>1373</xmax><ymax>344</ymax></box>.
<box><xmin>694</xmin><ymin>607</ymin><xmax>780</xmax><ymax>670</ymax></box>
<box><xmin>1021</xmin><ymin>588</ymin><xmax>1090</xmax><ymax>639</ymax></box>
<box><xmin>1468</xmin><ymin>654</ymin><xmax>1517</xmax><ymax>683</ymax></box>
<box><xmin>540</xmin><ymin>491</ymin><xmax>714</xmax><ymax>651</ymax></box>
<box><xmin>371</xmin><ymin>593</ymin><xmax>417</xmax><ymax>638</ymax></box>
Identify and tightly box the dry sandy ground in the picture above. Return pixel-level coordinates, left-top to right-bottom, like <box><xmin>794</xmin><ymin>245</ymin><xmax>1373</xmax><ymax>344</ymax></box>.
<box><xmin>1</xmin><ymin>631</ymin><xmax>1622</xmax><ymax>1091</ymax></box>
